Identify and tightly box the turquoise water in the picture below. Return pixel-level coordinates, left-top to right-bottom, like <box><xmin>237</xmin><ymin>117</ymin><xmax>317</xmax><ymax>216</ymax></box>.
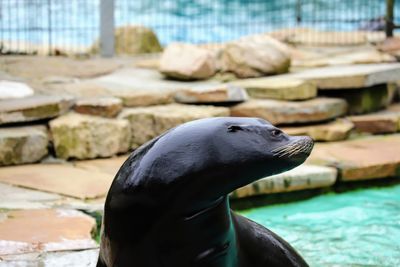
<box><xmin>0</xmin><ymin>0</ymin><xmax>397</xmax><ymax>46</ymax></box>
<box><xmin>240</xmin><ymin>184</ymin><xmax>400</xmax><ymax>267</ymax></box>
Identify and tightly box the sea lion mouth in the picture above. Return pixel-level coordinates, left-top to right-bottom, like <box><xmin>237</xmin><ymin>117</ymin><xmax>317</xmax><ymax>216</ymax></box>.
<box><xmin>271</xmin><ymin>137</ymin><xmax>314</xmax><ymax>158</ymax></box>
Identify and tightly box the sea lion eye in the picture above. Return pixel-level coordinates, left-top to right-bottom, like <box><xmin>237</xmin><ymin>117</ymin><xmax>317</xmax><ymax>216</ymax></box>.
<box><xmin>227</xmin><ymin>125</ymin><xmax>243</xmax><ymax>132</ymax></box>
<box><xmin>271</xmin><ymin>129</ymin><xmax>282</xmax><ymax>137</ymax></box>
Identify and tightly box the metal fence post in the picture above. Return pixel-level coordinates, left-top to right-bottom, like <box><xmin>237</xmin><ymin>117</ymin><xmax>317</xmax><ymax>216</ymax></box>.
<box><xmin>386</xmin><ymin>0</ymin><xmax>395</xmax><ymax>37</ymax></box>
<box><xmin>100</xmin><ymin>0</ymin><xmax>115</xmax><ymax>57</ymax></box>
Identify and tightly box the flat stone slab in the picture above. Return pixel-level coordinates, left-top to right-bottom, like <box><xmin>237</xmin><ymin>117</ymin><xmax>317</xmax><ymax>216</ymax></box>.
<box><xmin>232</xmin><ymin>77</ymin><xmax>317</xmax><ymax>100</ymax></box>
<box><xmin>50</xmin><ymin>113</ymin><xmax>131</xmax><ymax>160</ymax></box>
<box><xmin>290</xmin><ymin>63</ymin><xmax>400</xmax><ymax>89</ymax></box>
<box><xmin>0</xmin><ymin>209</ymin><xmax>97</xmax><ymax>256</ymax></box>
<box><xmin>119</xmin><ymin>104</ymin><xmax>230</xmax><ymax>148</ymax></box>
<box><xmin>0</xmin><ymin>183</ymin><xmax>62</xmax><ymax>210</ymax></box>
<box><xmin>0</xmin><ymin>164</ymin><xmax>113</xmax><ymax>199</ymax></box>
<box><xmin>173</xmin><ymin>84</ymin><xmax>247</xmax><ymax>104</ymax></box>
<box><xmin>282</xmin><ymin>119</ymin><xmax>354</xmax><ymax>141</ymax></box>
<box><xmin>307</xmin><ymin>134</ymin><xmax>400</xmax><ymax>181</ymax></box>
<box><xmin>0</xmin><ymin>248</ymin><xmax>99</xmax><ymax>267</ymax></box>
<box><xmin>230</xmin><ymin>97</ymin><xmax>347</xmax><ymax>125</ymax></box>
<box><xmin>93</xmin><ymin>68</ymin><xmax>222</xmax><ymax>107</ymax></box>
<box><xmin>349</xmin><ymin>113</ymin><xmax>399</xmax><ymax>134</ymax></box>
<box><xmin>0</xmin><ymin>126</ymin><xmax>48</xmax><ymax>166</ymax></box>
<box><xmin>74</xmin><ymin>97</ymin><xmax>123</xmax><ymax>118</ymax></box>
<box><xmin>0</xmin><ymin>95</ymin><xmax>74</xmax><ymax>125</ymax></box>
<box><xmin>41</xmin><ymin>249</ymin><xmax>99</xmax><ymax>267</ymax></box>
<box><xmin>231</xmin><ymin>165</ymin><xmax>337</xmax><ymax>198</ymax></box>
<box><xmin>74</xmin><ymin>155</ymin><xmax>129</xmax><ymax>175</ymax></box>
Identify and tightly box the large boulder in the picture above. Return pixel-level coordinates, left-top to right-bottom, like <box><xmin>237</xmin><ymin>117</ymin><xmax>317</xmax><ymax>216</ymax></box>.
<box><xmin>0</xmin><ymin>126</ymin><xmax>48</xmax><ymax>166</ymax></box>
<box><xmin>91</xmin><ymin>25</ymin><xmax>162</xmax><ymax>55</ymax></box>
<box><xmin>219</xmin><ymin>35</ymin><xmax>291</xmax><ymax>78</ymax></box>
<box><xmin>159</xmin><ymin>43</ymin><xmax>217</xmax><ymax>80</ymax></box>
<box><xmin>115</xmin><ymin>26</ymin><xmax>162</xmax><ymax>55</ymax></box>
<box><xmin>49</xmin><ymin>113</ymin><xmax>131</xmax><ymax>160</ymax></box>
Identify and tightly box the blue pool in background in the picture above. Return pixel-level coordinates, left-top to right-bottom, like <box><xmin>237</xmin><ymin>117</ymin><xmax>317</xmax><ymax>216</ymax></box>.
<box><xmin>0</xmin><ymin>0</ymin><xmax>398</xmax><ymax>48</ymax></box>
<box><xmin>240</xmin><ymin>183</ymin><xmax>400</xmax><ymax>266</ymax></box>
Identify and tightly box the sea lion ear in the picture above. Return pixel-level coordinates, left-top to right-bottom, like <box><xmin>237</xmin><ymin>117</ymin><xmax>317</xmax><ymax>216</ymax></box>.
<box><xmin>227</xmin><ymin>125</ymin><xmax>244</xmax><ymax>132</ymax></box>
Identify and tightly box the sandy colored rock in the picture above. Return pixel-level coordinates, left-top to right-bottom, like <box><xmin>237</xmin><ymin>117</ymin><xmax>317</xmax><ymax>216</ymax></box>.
<box><xmin>119</xmin><ymin>104</ymin><xmax>230</xmax><ymax>148</ymax></box>
<box><xmin>291</xmin><ymin>63</ymin><xmax>400</xmax><ymax>89</ymax></box>
<box><xmin>0</xmin><ymin>164</ymin><xmax>113</xmax><ymax>199</ymax></box>
<box><xmin>288</xmin><ymin>30</ymin><xmax>369</xmax><ymax>46</ymax></box>
<box><xmin>231</xmin><ymin>97</ymin><xmax>347</xmax><ymax>125</ymax></box>
<box><xmin>321</xmin><ymin>83</ymin><xmax>395</xmax><ymax>114</ymax></box>
<box><xmin>307</xmin><ymin>134</ymin><xmax>400</xmax><ymax>181</ymax></box>
<box><xmin>0</xmin><ymin>209</ymin><xmax>97</xmax><ymax>256</ymax></box>
<box><xmin>232</xmin><ymin>165</ymin><xmax>337</xmax><ymax>198</ymax></box>
<box><xmin>75</xmin><ymin>155</ymin><xmax>129</xmax><ymax>175</ymax></box>
<box><xmin>0</xmin><ymin>95</ymin><xmax>74</xmax><ymax>125</ymax></box>
<box><xmin>232</xmin><ymin>77</ymin><xmax>317</xmax><ymax>100</ymax></box>
<box><xmin>91</xmin><ymin>25</ymin><xmax>162</xmax><ymax>55</ymax></box>
<box><xmin>349</xmin><ymin>113</ymin><xmax>399</xmax><ymax>134</ymax></box>
<box><xmin>219</xmin><ymin>35</ymin><xmax>291</xmax><ymax>78</ymax></box>
<box><xmin>50</xmin><ymin>113</ymin><xmax>131</xmax><ymax>160</ymax></box>
<box><xmin>174</xmin><ymin>84</ymin><xmax>247</xmax><ymax>104</ymax></box>
<box><xmin>74</xmin><ymin>97</ymin><xmax>123</xmax><ymax>118</ymax></box>
<box><xmin>282</xmin><ymin>119</ymin><xmax>354</xmax><ymax>141</ymax></box>
<box><xmin>0</xmin><ymin>126</ymin><xmax>48</xmax><ymax>166</ymax></box>
<box><xmin>159</xmin><ymin>43</ymin><xmax>216</xmax><ymax>80</ymax></box>
<box><xmin>114</xmin><ymin>25</ymin><xmax>162</xmax><ymax>55</ymax></box>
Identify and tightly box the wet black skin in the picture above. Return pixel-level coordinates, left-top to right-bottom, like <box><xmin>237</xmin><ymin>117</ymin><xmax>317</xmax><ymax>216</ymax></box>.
<box><xmin>97</xmin><ymin>117</ymin><xmax>313</xmax><ymax>267</ymax></box>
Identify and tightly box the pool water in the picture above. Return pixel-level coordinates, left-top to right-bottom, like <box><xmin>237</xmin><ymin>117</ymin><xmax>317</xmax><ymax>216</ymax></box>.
<box><xmin>239</xmin><ymin>184</ymin><xmax>400</xmax><ymax>267</ymax></box>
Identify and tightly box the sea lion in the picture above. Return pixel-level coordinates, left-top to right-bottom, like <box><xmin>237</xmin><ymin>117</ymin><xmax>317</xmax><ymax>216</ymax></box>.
<box><xmin>97</xmin><ymin>117</ymin><xmax>313</xmax><ymax>267</ymax></box>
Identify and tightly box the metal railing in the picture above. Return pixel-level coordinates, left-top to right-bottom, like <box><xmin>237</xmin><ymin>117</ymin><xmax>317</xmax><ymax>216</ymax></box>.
<box><xmin>0</xmin><ymin>0</ymin><xmax>396</xmax><ymax>56</ymax></box>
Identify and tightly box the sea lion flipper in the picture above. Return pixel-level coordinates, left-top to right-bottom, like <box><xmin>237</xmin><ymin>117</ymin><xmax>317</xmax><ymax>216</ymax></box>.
<box><xmin>232</xmin><ymin>212</ymin><xmax>309</xmax><ymax>267</ymax></box>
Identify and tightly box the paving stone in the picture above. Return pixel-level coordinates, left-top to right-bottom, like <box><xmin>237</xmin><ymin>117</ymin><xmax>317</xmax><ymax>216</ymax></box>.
<box><xmin>282</xmin><ymin>119</ymin><xmax>354</xmax><ymax>141</ymax></box>
<box><xmin>74</xmin><ymin>97</ymin><xmax>122</xmax><ymax>118</ymax></box>
<box><xmin>230</xmin><ymin>97</ymin><xmax>347</xmax><ymax>125</ymax></box>
<box><xmin>232</xmin><ymin>77</ymin><xmax>317</xmax><ymax>100</ymax></box>
<box><xmin>0</xmin><ymin>126</ymin><xmax>48</xmax><ymax>166</ymax></box>
<box><xmin>0</xmin><ymin>164</ymin><xmax>113</xmax><ymax>199</ymax></box>
<box><xmin>291</xmin><ymin>63</ymin><xmax>400</xmax><ymax>89</ymax></box>
<box><xmin>119</xmin><ymin>104</ymin><xmax>230</xmax><ymax>148</ymax></box>
<box><xmin>307</xmin><ymin>134</ymin><xmax>400</xmax><ymax>181</ymax></box>
<box><xmin>320</xmin><ymin>83</ymin><xmax>396</xmax><ymax>114</ymax></box>
<box><xmin>0</xmin><ymin>183</ymin><xmax>62</xmax><ymax>210</ymax></box>
<box><xmin>173</xmin><ymin>84</ymin><xmax>247</xmax><ymax>104</ymax></box>
<box><xmin>74</xmin><ymin>155</ymin><xmax>129</xmax><ymax>175</ymax></box>
<box><xmin>50</xmin><ymin>113</ymin><xmax>131</xmax><ymax>160</ymax></box>
<box><xmin>0</xmin><ymin>80</ymin><xmax>34</xmax><ymax>100</ymax></box>
<box><xmin>349</xmin><ymin>113</ymin><xmax>399</xmax><ymax>134</ymax></box>
<box><xmin>41</xmin><ymin>248</ymin><xmax>99</xmax><ymax>267</ymax></box>
<box><xmin>0</xmin><ymin>252</ymin><xmax>40</xmax><ymax>266</ymax></box>
<box><xmin>159</xmin><ymin>43</ymin><xmax>216</xmax><ymax>80</ymax></box>
<box><xmin>231</xmin><ymin>165</ymin><xmax>337</xmax><ymax>198</ymax></box>
<box><xmin>0</xmin><ymin>95</ymin><xmax>74</xmax><ymax>125</ymax></box>
<box><xmin>0</xmin><ymin>209</ymin><xmax>97</xmax><ymax>256</ymax></box>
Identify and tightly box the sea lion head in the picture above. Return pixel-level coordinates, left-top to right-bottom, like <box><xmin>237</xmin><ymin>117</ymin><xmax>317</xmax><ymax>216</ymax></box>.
<box><xmin>121</xmin><ymin>117</ymin><xmax>314</xmax><ymax>203</ymax></box>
